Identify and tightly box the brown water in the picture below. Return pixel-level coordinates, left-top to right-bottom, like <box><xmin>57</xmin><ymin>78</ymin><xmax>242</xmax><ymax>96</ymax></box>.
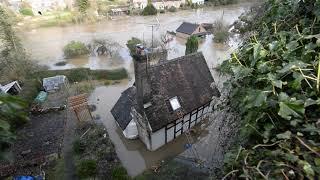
<box><xmin>19</xmin><ymin>1</ymin><xmax>256</xmax><ymax>177</ymax></box>
<box><xmin>88</xmin><ymin>81</ymin><xmax>211</xmax><ymax>176</ymax></box>
<box><xmin>20</xmin><ymin>2</ymin><xmax>252</xmax><ymax>72</ymax></box>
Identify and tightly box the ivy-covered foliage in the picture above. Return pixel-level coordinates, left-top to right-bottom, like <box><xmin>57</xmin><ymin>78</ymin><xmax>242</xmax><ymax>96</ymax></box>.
<box><xmin>221</xmin><ymin>0</ymin><xmax>320</xmax><ymax>179</ymax></box>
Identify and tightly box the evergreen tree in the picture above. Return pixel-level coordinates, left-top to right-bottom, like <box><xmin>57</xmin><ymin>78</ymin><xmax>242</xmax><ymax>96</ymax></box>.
<box><xmin>185</xmin><ymin>35</ymin><xmax>198</xmax><ymax>55</ymax></box>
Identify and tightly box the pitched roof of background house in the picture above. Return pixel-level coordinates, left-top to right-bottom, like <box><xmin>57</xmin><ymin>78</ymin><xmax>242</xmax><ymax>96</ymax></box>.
<box><xmin>143</xmin><ymin>52</ymin><xmax>220</xmax><ymax>131</ymax></box>
<box><xmin>111</xmin><ymin>87</ymin><xmax>137</xmax><ymax>130</ymax></box>
<box><xmin>176</xmin><ymin>22</ymin><xmax>200</xmax><ymax>35</ymax></box>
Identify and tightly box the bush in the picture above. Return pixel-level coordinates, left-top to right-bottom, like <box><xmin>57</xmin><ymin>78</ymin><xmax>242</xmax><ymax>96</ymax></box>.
<box><xmin>208</xmin><ymin>0</ymin><xmax>237</xmax><ymax>6</ymax></box>
<box><xmin>76</xmin><ymin>159</ymin><xmax>97</xmax><ymax>178</ymax></box>
<box><xmin>126</xmin><ymin>37</ymin><xmax>143</xmax><ymax>55</ymax></box>
<box><xmin>159</xmin><ymin>9</ymin><xmax>165</xmax><ymax>14</ymax></box>
<box><xmin>168</xmin><ymin>6</ymin><xmax>177</xmax><ymax>12</ymax></box>
<box><xmin>19</xmin><ymin>8</ymin><xmax>33</xmax><ymax>16</ymax></box>
<box><xmin>34</xmin><ymin>68</ymin><xmax>128</xmax><ymax>83</ymax></box>
<box><xmin>63</xmin><ymin>41</ymin><xmax>89</xmax><ymax>58</ymax></box>
<box><xmin>212</xmin><ymin>19</ymin><xmax>230</xmax><ymax>43</ymax></box>
<box><xmin>73</xmin><ymin>138</ymin><xmax>85</xmax><ymax>154</ymax></box>
<box><xmin>111</xmin><ymin>166</ymin><xmax>129</xmax><ymax>180</ymax></box>
<box><xmin>141</xmin><ymin>4</ymin><xmax>157</xmax><ymax>16</ymax></box>
<box><xmin>76</xmin><ymin>0</ymin><xmax>90</xmax><ymax>13</ymax></box>
<box><xmin>185</xmin><ymin>35</ymin><xmax>198</xmax><ymax>55</ymax></box>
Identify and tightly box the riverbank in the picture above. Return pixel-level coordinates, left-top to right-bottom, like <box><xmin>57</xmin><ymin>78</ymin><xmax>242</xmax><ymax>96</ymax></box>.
<box><xmin>18</xmin><ymin>68</ymin><xmax>128</xmax><ymax>105</ymax></box>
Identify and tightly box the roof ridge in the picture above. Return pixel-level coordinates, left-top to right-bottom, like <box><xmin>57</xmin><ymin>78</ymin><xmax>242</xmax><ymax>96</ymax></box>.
<box><xmin>150</xmin><ymin>51</ymin><xmax>204</xmax><ymax>68</ymax></box>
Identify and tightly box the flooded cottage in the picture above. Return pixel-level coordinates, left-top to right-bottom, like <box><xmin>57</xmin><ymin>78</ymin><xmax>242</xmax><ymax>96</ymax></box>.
<box><xmin>112</xmin><ymin>48</ymin><xmax>220</xmax><ymax>151</ymax></box>
<box><xmin>176</xmin><ymin>22</ymin><xmax>208</xmax><ymax>39</ymax></box>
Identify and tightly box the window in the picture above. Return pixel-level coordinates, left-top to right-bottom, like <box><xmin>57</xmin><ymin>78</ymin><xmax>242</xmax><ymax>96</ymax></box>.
<box><xmin>169</xmin><ymin>96</ymin><xmax>181</xmax><ymax>111</ymax></box>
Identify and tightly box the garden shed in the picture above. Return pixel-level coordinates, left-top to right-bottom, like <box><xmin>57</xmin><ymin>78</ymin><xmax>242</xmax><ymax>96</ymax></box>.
<box><xmin>42</xmin><ymin>75</ymin><xmax>69</xmax><ymax>92</ymax></box>
<box><xmin>176</xmin><ymin>22</ymin><xmax>207</xmax><ymax>38</ymax></box>
<box><xmin>0</xmin><ymin>81</ymin><xmax>22</xmax><ymax>95</ymax></box>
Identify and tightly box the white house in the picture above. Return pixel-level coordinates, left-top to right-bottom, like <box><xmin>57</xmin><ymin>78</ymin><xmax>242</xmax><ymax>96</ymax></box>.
<box><xmin>191</xmin><ymin>0</ymin><xmax>204</xmax><ymax>5</ymax></box>
<box><xmin>111</xmin><ymin>51</ymin><xmax>220</xmax><ymax>151</ymax></box>
<box><xmin>5</xmin><ymin>0</ymin><xmax>74</xmax><ymax>13</ymax></box>
<box><xmin>130</xmin><ymin>0</ymin><xmax>184</xmax><ymax>10</ymax></box>
<box><xmin>111</xmin><ymin>87</ymin><xmax>139</xmax><ymax>139</ymax></box>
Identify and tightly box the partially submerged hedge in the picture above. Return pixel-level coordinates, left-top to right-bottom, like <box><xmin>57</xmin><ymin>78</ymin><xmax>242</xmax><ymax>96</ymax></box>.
<box><xmin>34</xmin><ymin>68</ymin><xmax>128</xmax><ymax>82</ymax></box>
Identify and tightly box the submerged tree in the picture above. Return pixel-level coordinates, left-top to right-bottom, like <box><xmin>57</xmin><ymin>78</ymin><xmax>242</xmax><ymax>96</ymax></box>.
<box><xmin>185</xmin><ymin>35</ymin><xmax>198</xmax><ymax>55</ymax></box>
<box><xmin>212</xmin><ymin>19</ymin><xmax>230</xmax><ymax>43</ymax></box>
<box><xmin>0</xmin><ymin>5</ymin><xmax>39</xmax><ymax>82</ymax></box>
<box><xmin>76</xmin><ymin>0</ymin><xmax>90</xmax><ymax>14</ymax></box>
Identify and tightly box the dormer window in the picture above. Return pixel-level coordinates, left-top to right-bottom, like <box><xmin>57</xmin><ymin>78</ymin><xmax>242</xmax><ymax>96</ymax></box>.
<box><xmin>169</xmin><ymin>96</ymin><xmax>181</xmax><ymax>111</ymax></box>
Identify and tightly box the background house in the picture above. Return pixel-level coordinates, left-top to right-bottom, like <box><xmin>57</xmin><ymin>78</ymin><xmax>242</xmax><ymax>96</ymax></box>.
<box><xmin>176</xmin><ymin>22</ymin><xmax>207</xmax><ymax>38</ymax></box>
<box><xmin>191</xmin><ymin>0</ymin><xmax>204</xmax><ymax>5</ymax></box>
<box><xmin>112</xmin><ymin>51</ymin><xmax>220</xmax><ymax>151</ymax></box>
<box><xmin>130</xmin><ymin>0</ymin><xmax>184</xmax><ymax>10</ymax></box>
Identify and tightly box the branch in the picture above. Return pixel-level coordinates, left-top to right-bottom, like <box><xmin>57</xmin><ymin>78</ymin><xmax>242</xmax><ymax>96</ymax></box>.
<box><xmin>222</xmin><ymin>170</ymin><xmax>239</xmax><ymax>180</ymax></box>
<box><xmin>295</xmin><ymin>136</ymin><xmax>320</xmax><ymax>157</ymax></box>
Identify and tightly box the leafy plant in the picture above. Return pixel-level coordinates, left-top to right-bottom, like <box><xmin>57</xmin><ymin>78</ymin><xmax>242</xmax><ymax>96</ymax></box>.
<box><xmin>185</xmin><ymin>35</ymin><xmax>199</xmax><ymax>55</ymax></box>
<box><xmin>141</xmin><ymin>4</ymin><xmax>157</xmax><ymax>16</ymax></box>
<box><xmin>76</xmin><ymin>0</ymin><xmax>90</xmax><ymax>14</ymax></box>
<box><xmin>111</xmin><ymin>166</ymin><xmax>129</xmax><ymax>180</ymax></box>
<box><xmin>19</xmin><ymin>8</ymin><xmax>34</xmax><ymax>16</ymax></box>
<box><xmin>76</xmin><ymin>159</ymin><xmax>97</xmax><ymax>178</ymax></box>
<box><xmin>0</xmin><ymin>94</ymin><xmax>28</xmax><ymax>160</ymax></box>
<box><xmin>221</xmin><ymin>0</ymin><xmax>320</xmax><ymax>179</ymax></box>
<box><xmin>168</xmin><ymin>6</ymin><xmax>177</xmax><ymax>12</ymax></box>
<box><xmin>63</xmin><ymin>41</ymin><xmax>89</xmax><ymax>58</ymax></box>
<box><xmin>126</xmin><ymin>37</ymin><xmax>143</xmax><ymax>55</ymax></box>
<box><xmin>212</xmin><ymin>19</ymin><xmax>230</xmax><ymax>43</ymax></box>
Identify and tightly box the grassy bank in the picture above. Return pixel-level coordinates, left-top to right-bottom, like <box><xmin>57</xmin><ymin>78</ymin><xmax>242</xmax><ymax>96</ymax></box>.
<box><xmin>34</xmin><ymin>68</ymin><xmax>128</xmax><ymax>83</ymax></box>
<box><xmin>19</xmin><ymin>68</ymin><xmax>128</xmax><ymax>105</ymax></box>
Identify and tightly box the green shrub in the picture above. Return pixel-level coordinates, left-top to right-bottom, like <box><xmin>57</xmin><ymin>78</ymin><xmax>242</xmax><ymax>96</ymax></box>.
<box><xmin>185</xmin><ymin>35</ymin><xmax>198</xmax><ymax>55</ymax></box>
<box><xmin>63</xmin><ymin>41</ymin><xmax>89</xmax><ymax>58</ymax></box>
<box><xmin>73</xmin><ymin>138</ymin><xmax>85</xmax><ymax>154</ymax></box>
<box><xmin>19</xmin><ymin>8</ymin><xmax>33</xmax><ymax>16</ymax></box>
<box><xmin>212</xmin><ymin>19</ymin><xmax>230</xmax><ymax>43</ymax></box>
<box><xmin>168</xmin><ymin>6</ymin><xmax>177</xmax><ymax>12</ymax></box>
<box><xmin>141</xmin><ymin>4</ymin><xmax>157</xmax><ymax>16</ymax></box>
<box><xmin>76</xmin><ymin>159</ymin><xmax>97</xmax><ymax>178</ymax></box>
<box><xmin>126</xmin><ymin>37</ymin><xmax>143</xmax><ymax>55</ymax></box>
<box><xmin>208</xmin><ymin>0</ymin><xmax>237</xmax><ymax>6</ymax></box>
<box><xmin>112</xmin><ymin>166</ymin><xmax>129</xmax><ymax>180</ymax></box>
<box><xmin>76</xmin><ymin>0</ymin><xmax>90</xmax><ymax>13</ymax></box>
<box><xmin>34</xmin><ymin>68</ymin><xmax>128</xmax><ymax>83</ymax></box>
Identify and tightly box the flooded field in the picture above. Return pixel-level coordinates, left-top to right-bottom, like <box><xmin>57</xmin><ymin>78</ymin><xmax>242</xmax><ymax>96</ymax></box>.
<box><xmin>18</xmin><ymin>1</ymin><xmax>257</xmax><ymax>177</ymax></box>
<box><xmin>19</xmin><ymin>2</ymin><xmax>253</xmax><ymax>72</ymax></box>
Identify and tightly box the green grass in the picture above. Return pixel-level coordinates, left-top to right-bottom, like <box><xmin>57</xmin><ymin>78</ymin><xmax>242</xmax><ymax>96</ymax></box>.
<box><xmin>19</xmin><ymin>8</ymin><xmax>34</xmax><ymax>16</ymax></box>
<box><xmin>47</xmin><ymin>158</ymin><xmax>65</xmax><ymax>180</ymax></box>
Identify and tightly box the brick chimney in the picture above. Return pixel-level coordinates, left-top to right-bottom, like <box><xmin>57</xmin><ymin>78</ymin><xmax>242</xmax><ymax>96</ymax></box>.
<box><xmin>132</xmin><ymin>45</ymin><xmax>151</xmax><ymax>114</ymax></box>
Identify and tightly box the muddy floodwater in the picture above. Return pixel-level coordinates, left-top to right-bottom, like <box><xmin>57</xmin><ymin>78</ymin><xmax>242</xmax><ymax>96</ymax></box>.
<box><xmin>19</xmin><ymin>2</ymin><xmax>254</xmax><ymax>72</ymax></box>
<box><xmin>19</xmin><ymin>1</ymin><xmax>257</xmax><ymax>177</ymax></box>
